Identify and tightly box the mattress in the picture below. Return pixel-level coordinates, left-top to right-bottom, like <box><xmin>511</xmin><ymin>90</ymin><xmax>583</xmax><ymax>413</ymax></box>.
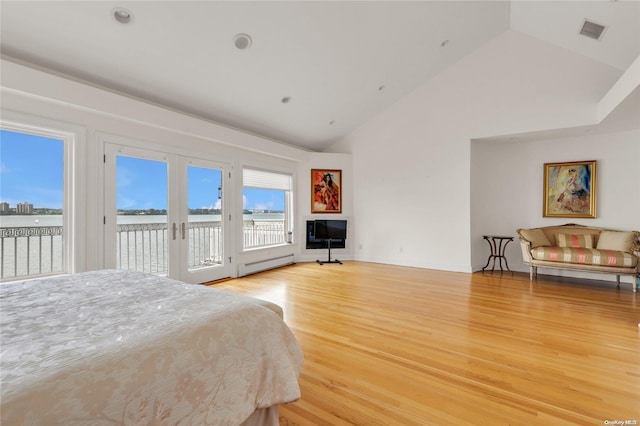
<box><xmin>0</xmin><ymin>269</ymin><xmax>303</xmax><ymax>425</ymax></box>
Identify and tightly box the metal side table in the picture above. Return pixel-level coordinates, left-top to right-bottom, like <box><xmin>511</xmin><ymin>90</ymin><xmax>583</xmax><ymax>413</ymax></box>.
<box><xmin>482</xmin><ymin>235</ymin><xmax>514</xmax><ymax>273</ymax></box>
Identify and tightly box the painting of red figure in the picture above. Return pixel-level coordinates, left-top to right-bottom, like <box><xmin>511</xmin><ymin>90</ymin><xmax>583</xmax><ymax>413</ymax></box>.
<box><xmin>311</xmin><ymin>169</ymin><xmax>341</xmax><ymax>213</ymax></box>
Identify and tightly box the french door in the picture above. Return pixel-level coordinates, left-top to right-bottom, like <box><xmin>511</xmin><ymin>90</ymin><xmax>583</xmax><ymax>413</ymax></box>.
<box><xmin>104</xmin><ymin>143</ymin><xmax>231</xmax><ymax>283</ymax></box>
<box><xmin>178</xmin><ymin>156</ymin><xmax>230</xmax><ymax>283</ymax></box>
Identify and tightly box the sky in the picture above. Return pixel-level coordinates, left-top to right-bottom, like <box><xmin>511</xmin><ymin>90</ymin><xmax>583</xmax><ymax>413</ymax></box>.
<box><xmin>0</xmin><ymin>129</ymin><xmax>284</xmax><ymax>212</ymax></box>
<box><xmin>117</xmin><ymin>157</ymin><xmax>285</xmax><ymax>211</ymax></box>
<box><xmin>0</xmin><ymin>130</ymin><xmax>64</xmax><ymax>208</ymax></box>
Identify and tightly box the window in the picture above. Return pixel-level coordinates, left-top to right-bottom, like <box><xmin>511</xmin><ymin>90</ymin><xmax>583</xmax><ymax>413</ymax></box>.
<box><xmin>0</xmin><ymin>113</ymin><xmax>84</xmax><ymax>281</ymax></box>
<box><xmin>242</xmin><ymin>168</ymin><xmax>293</xmax><ymax>250</ymax></box>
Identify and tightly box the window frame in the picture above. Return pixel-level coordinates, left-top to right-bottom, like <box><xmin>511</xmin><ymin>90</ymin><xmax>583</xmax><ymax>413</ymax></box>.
<box><xmin>241</xmin><ymin>167</ymin><xmax>294</xmax><ymax>251</ymax></box>
<box><xmin>0</xmin><ymin>110</ymin><xmax>86</xmax><ymax>279</ymax></box>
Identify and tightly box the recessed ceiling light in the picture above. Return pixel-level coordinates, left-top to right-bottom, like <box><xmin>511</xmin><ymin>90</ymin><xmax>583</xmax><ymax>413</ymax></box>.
<box><xmin>281</xmin><ymin>96</ymin><xmax>291</xmax><ymax>104</ymax></box>
<box><xmin>112</xmin><ymin>7</ymin><xmax>133</xmax><ymax>24</ymax></box>
<box><xmin>233</xmin><ymin>33</ymin><xmax>252</xmax><ymax>50</ymax></box>
<box><xmin>440</xmin><ymin>39</ymin><xmax>449</xmax><ymax>48</ymax></box>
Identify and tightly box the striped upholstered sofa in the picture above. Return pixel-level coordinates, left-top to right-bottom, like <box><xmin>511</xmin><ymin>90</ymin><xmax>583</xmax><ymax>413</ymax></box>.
<box><xmin>516</xmin><ymin>224</ymin><xmax>640</xmax><ymax>292</ymax></box>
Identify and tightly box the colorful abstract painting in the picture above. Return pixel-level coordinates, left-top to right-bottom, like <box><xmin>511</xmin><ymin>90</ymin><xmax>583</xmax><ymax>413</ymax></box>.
<box><xmin>544</xmin><ymin>160</ymin><xmax>596</xmax><ymax>218</ymax></box>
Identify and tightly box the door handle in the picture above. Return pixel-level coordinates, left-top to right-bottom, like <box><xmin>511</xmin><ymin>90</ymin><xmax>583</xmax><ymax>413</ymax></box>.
<box><xmin>181</xmin><ymin>222</ymin><xmax>186</xmax><ymax>240</ymax></box>
<box><xmin>172</xmin><ymin>223</ymin><xmax>177</xmax><ymax>240</ymax></box>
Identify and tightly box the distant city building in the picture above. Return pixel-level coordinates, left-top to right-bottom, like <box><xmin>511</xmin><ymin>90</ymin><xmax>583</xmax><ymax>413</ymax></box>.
<box><xmin>0</xmin><ymin>202</ymin><xmax>9</xmax><ymax>214</ymax></box>
<box><xmin>16</xmin><ymin>202</ymin><xmax>34</xmax><ymax>215</ymax></box>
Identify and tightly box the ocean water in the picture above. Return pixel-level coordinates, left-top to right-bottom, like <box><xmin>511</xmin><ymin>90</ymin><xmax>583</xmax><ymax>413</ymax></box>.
<box><xmin>0</xmin><ymin>213</ymin><xmax>284</xmax><ymax>227</ymax></box>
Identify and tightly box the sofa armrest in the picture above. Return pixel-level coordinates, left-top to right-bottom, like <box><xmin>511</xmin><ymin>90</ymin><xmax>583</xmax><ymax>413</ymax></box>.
<box><xmin>519</xmin><ymin>238</ymin><xmax>533</xmax><ymax>263</ymax></box>
<box><xmin>516</xmin><ymin>229</ymin><xmax>534</xmax><ymax>264</ymax></box>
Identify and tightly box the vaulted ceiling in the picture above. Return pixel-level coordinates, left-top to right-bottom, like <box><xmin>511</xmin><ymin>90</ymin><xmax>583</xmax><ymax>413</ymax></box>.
<box><xmin>1</xmin><ymin>1</ymin><xmax>639</xmax><ymax>151</ymax></box>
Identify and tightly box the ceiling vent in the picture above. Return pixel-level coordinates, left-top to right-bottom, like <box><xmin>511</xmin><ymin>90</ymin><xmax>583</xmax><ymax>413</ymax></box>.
<box><xmin>579</xmin><ymin>19</ymin><xmax>607</xmax><ymax>40</ymax></box>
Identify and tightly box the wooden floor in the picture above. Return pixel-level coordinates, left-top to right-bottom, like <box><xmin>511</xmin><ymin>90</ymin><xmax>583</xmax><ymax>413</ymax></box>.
<box><xmin>215</xmin><ymin>261</ymin><xmax>640</xmax><ymax>426</ymax></box>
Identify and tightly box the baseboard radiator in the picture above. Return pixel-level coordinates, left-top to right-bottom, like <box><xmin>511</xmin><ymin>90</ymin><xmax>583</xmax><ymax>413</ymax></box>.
<box><xmin>238</xmin><ymin>254</ymin><xmax>295</xmax><ymax>276</ymax></box>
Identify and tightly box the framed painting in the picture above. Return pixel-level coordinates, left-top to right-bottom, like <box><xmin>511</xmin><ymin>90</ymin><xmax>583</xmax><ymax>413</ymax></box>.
<box><xmin>311</xmin><ymin>169</ymin><xmax>342</xmax><ymax>213</ymax></box>
<box><xmin>543</xmin><ymin>160</ymin><xmax>596</xmax><ymax>218</ymax></box>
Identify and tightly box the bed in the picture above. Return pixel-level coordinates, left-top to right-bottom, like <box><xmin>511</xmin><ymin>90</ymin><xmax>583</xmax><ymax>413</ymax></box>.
<box><xmin>0</xmin><ymin>269</ymin><xmax>303</xmax><ymax>425</ymax></box>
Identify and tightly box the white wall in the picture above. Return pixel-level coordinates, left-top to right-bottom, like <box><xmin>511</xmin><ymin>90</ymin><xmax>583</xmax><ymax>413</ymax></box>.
<box><xmin>329</xmin><ymin>30</ymin><xmax>626</xmax><ymax>273</ymax></box>
<box><xmin>471</xmin><ymin>129</ymin><xmax>640</xmax><ymax>282</ymax></box>
<box><xmin>297</xmin><ymin>153</ymin><xmax>354</xmax><ymax>263</ymax></box>
<box><xmin>0</xmin><ymin>58</ymin><xmax>353</xmax><ymax>276</ymax></box>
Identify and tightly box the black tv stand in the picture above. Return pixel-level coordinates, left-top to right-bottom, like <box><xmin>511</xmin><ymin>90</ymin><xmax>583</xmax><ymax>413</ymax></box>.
<box><xmin>316</xmin><ymin>239</ymin><xmax>342</xmax><ymax>265</ymax></box>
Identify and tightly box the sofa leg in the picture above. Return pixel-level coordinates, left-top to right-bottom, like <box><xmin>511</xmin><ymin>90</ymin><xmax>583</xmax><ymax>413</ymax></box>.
<box><xmin>616</xmin><ymin>275</ymin><xmax>621</xmax><ymax>288</ymax></box>
<box><xmin>529</xmin><ymin>266</ymin><xmax>533</xmax><ymax>280</ymax></box>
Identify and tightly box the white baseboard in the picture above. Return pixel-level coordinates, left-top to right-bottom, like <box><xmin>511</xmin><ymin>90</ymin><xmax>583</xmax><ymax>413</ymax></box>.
<box><xmin>238</xmin><ymin>254</ymin><xmax>295</xmax><ymax>276</ymax></box>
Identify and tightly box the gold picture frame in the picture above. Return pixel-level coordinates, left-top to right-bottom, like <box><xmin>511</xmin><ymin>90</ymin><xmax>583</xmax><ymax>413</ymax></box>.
<box><xmin>543</xmin><ymin>160</ymin><xmax>596</xmax><ymax>218</ymax></box>
<box><xmin>311</xmin><ymin>169</ymin><xmax>341</xmax><ymax>213</ymax></box>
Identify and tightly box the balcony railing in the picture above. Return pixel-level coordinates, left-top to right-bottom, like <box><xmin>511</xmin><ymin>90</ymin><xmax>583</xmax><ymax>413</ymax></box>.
<box><xmin>0</xmin><ymin>219</ymin><xmax>286</xmax><ymax>279</ymax></box>
<box><xmin>117</xmin><ymin>222</ymin><xmax>169</xmax><ymax>274</ymax></box>
<box><xmin>243</xmin><ymin>219</ymin><xmax>287</xmax><ymax>249</ymax></box>
<box><xmin>0</xmin><ymin>226</ymin><xmax>64</xmax><ymax>279</ymax></box>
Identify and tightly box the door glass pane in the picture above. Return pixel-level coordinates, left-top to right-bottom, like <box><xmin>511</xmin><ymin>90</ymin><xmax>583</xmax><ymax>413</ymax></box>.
<box><xmin>0</xmin><ymin>130</ymin><xmax>64</xmax><ymax>280</ymax></box>
<box><xmin>116</xmin><ymin>156</ymin><xmax>168</xmax><ymax>274</ymax></box>
<box><xmin>187</xmin><ymin>165</ymin><xmax>223</xmax><ymax>271</ymax></box>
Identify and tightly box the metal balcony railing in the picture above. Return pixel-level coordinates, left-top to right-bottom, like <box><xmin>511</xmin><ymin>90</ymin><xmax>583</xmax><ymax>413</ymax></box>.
<box><xmin>243</xmin><ymin>219</ymin><xmax>287</xmax><ymax>249</ymax></box>
<box><xmin>117</xmin><ymin>222</ymin><xmax>169</xmax><ymax>274</ymax></box>
<box><xmin>0</xmin><ymin>226</ymin><xmax>64</xmax><ymax>279</ymax></box>
<box><xmin>0</xmin><ymin>219</ymin><xmax>287</xmax><ymax>279</ymax></box>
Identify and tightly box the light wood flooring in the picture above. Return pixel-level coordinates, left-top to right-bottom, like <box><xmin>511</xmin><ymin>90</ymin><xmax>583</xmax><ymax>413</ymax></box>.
<box><xmin>215</xmin><ymin>261</ymin><xmax>640</xmax><ymax>426</ymax></box>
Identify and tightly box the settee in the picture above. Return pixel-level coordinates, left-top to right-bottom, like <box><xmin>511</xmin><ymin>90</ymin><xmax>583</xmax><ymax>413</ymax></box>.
<box><xmin>516</xmin><ymin>224</ymin><xmax>640</xmax><ymax>292</ymax></box>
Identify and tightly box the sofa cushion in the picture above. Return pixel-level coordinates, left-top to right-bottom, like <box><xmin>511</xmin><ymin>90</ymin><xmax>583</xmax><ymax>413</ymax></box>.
<box><xmin>519</xmin><ymin>229</ymin><xmax>551</xmax><ymax>248</ymax></box>
<box><xmin>596</xmin><ymin>231</ymin><xmax>636</xmax><ymax>253</ymax></box>
<box><xmin>531</xmin><ymin>247</ymin><xmax>638</xmax><ymax>268</ymax></box>
<box><xmin>533</xmin><ymin>226</ymin><xmax>606</xmax><ymax>247</ymax></box>
<box><xmin>557</xmin><ymin>233</ymin><xmax>594</xmax><ymax>249</ymax></box>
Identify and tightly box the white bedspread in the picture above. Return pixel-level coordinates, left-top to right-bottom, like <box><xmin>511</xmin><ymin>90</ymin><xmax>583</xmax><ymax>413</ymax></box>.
<box><xmin>0</xmin><ymin>269</ymin><xmax>303</xmax><ymax>425</ymax></box>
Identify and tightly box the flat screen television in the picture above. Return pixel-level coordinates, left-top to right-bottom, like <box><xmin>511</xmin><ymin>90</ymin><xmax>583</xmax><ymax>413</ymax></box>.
<box><xmin>306</xmin><ymin>220</ymin><xmax>346</xmax><ymax>249</ymax></box>
<box><xmin>314</xmin><ymin>220</ymin><xmax>347</xmax><ymax>240</ymax></box>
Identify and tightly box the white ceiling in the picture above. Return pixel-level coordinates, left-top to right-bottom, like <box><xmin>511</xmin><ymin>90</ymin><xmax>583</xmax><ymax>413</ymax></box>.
<box><xmin>1</xmin><ymin>1</ymin><xmax>639</xmax><ymax>152</ymax></box>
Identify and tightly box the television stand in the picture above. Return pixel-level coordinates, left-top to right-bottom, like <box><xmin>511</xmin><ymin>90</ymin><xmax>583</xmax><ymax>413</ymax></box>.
<box><xmin>316</xmin><ymin>239</ymin><xmax>342</xmax><ymax>265</ymax></box>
